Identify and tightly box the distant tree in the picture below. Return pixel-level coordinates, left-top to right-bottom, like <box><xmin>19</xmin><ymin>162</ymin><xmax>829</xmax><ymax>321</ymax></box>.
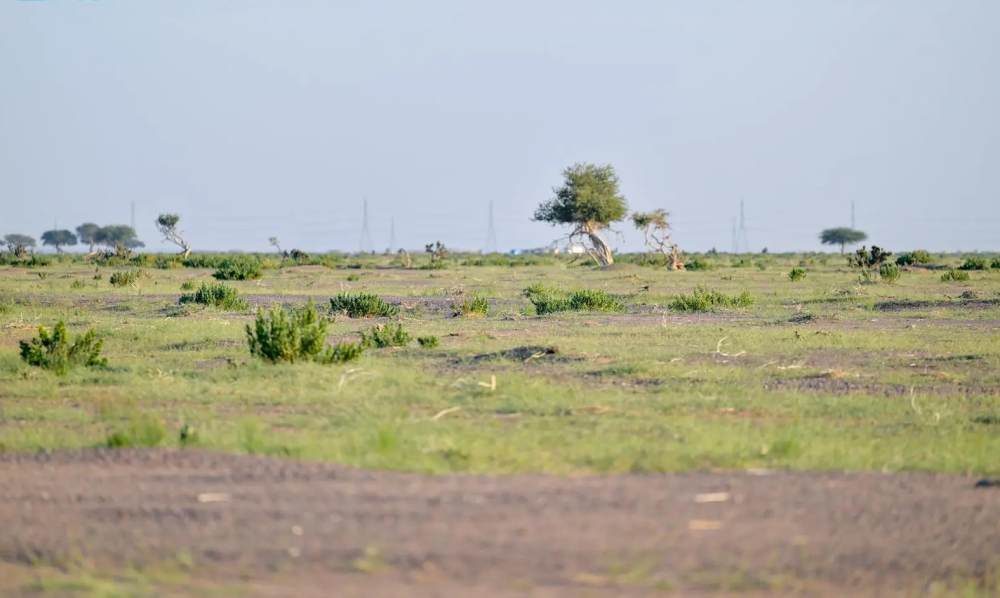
<box><xmin>94</xmin><ymin>225</ymin><xmax>143</xmax><ymax>249</ymax></box>
<box><xmin>4</xmin><ymin>234</ymin><xmax>36</xmax><ymax>248</ymax></box>
<box><xmin>425</xmin><ymin>241</ymin><xmax>450</xmax><ymax>263</ymax></box>
<box><xmin>40</xmin><ymin>230</ymin><xmax>78</xmax><ymax>253</ymax></box>
<box><xmin>819</xmin><ymin>227</ymin><xmax>868</xmax><ymax>255</ymax></box>
<box><xmin>76</xmin><ymin>223</ymin><xmax>101</xmax><ymax>253</ymax></box>
<box><xmin>631</xmin><ymin>209</ymin><xmax>684</xmax><ymax>270</ymax></box>
<box><xmin>155</xmin><ymin>213</ymin><xmax>191</xmax><ymax>258</ymax></box>
<box><xmin>533</xmin><ymin>163</ymin><xmax>628</xmax><ymax>267</ymax></box>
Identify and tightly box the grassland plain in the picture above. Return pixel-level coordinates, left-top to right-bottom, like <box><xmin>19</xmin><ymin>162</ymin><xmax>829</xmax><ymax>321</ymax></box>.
<box><xmin>1</xmin><ymin>251</ymin><xmax>1000</xmax><ymax>596</ymax></box>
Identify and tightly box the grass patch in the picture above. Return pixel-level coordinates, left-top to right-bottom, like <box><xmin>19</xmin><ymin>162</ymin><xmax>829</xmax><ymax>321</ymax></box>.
<box><xmin>329</xmin><ymin>292</ymin><xmax>399</xmax><ymax>318</ymax></box>
<box><xmin>941</xmin><ymin>270</ymin><xmax>971</xmax><ymax>282</ymax></box>
<box><xmin>360</xmin><ymin>323</ymin><xmax>412</xmax><ymax>348</ymax></box>
<box><xmin>524</xmin><ymin>284</ymin><xmax>625</xmax><ymax>315</ymax></box>
<box><xmin>452</xmin><ymin>293</ymin><xmax>489</xmax><ymax>317</ymax></box>
<box><xmin>670</xmin><ymin>285</ymin><xmax>754</xmax><ymax>312</ymax></box>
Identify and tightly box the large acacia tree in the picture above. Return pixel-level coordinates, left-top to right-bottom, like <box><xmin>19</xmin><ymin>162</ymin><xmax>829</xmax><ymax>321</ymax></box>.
<box><xmin>4</xmin><ymin>233</ymin><xmax>36</xmax><ymax>248</ymax></box>
<box><xmin>94</xmin><ymin>225</ymin><xmax>144</xmax><ymax>249</ymax></box>
<box><xmin>76</xmin><ymin>223</ymin><xmax>101</xmax><ymax>253</ymax></box>
<box><xmin>533</xmin><ymin>163</ymin><xmax>628</xmax><ymax>266</ymax></box>
<box><xmin>41</xmin><ymin>230</ymin><xmax>78</xmax><ymax>253</ymax></box>
<box><xmin>820</xmin><ymin>227</ymin><xmax>868</xmax><ymax>255</ymax></box>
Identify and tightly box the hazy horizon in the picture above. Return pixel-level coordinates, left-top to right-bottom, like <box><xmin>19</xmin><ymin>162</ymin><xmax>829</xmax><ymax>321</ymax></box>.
<box><xmin>2</xmin><ymin>1</ymin><xmax>998</xmax><ymax>254</ymax></box>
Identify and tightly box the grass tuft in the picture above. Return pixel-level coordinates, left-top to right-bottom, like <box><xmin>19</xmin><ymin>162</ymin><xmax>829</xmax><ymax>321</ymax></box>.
<box><xmin>670</xmin><ymin>285</ymin><xmax>754</xmax><ymax>312</ymax></box>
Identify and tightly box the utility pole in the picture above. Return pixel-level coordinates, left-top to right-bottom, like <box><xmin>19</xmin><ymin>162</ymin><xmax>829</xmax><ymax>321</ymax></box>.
<box><xmin>485</xmin><ymin>201</ymin><xmax>498</xmax><ymax>254</ymax></box>
<box><xmin>359</xmin><ymin>199</ymin><xmax>373</xmax><ymax>254</ymax></box>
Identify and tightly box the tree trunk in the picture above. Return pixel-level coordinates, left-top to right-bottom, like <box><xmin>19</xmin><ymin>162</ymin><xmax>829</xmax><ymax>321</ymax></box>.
<box><xmin>840</xmin><ymin>243</ymin><xmax>845</xmax><ymax>255</ymax></box>
<box><xmin>583</xmin><ymin>226</ymin><xmax>614</xmax><ymax>267</ymax></box>
<box><xmin>181</xmin><ymin>247</ymin><xmax>192</xmax><ymax>259</ymax></box>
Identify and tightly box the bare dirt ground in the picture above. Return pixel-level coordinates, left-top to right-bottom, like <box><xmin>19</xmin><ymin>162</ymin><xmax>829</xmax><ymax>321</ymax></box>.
<box><xmin>2</xmin><ymin>449</ymin><xmax>999</xmax><ymax>597</ymax></box>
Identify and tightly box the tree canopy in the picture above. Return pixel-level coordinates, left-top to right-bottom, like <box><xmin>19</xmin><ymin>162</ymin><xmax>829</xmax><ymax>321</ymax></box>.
<box><xmin>4</xmin><ymin>233</ymin><xmax>36</xmax><ymax>248</ymax></box>
<box><xmin>41</xmin><ymin>230</ymin><xmax>78</xmax><ymax>252</ymax></box>
<box><xmin>820</xmin><ymin>227</ymin><xmax>868</xmax><ymax>254</ymax></box>
<box><xmin>94</xmin><ymin>225</ymin><xmax>143</xmax><ymax>249</ymax></box>
<box><xmin>533</xmin><ymin>163</ymin><xmax>628</xmax><ymax>266</ymax></box>
<box><xmin>76</xmin><ymin>223</ymin><xmax>100</xmax><ymax>252</ymax></box>
<box><xmin>155</xmin><ymin>213</ymin><xmax>191</xmax><ymax>257</ymax></box>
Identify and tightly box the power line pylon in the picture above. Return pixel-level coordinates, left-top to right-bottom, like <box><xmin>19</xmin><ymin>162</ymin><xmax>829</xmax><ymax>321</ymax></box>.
<box><xmin>485</xmin><ymin>201</ymin><xmax>498</xmax><ymax>254</ymax></box>
<box><xmin>734</xmin><ymin>198</ymin><xmax>750</xmax><ymax>254</ymax></box>
<box><xmin>359</xmin><ymin>199</ymin><xmax>373</xmax><ymax>254</ymax></box>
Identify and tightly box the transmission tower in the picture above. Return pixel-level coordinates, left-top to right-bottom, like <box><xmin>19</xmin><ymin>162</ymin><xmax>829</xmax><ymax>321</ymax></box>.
<box><xmin>734</xmin><ymin>198</ymin><xmax>750</xmax><ymax>254</ymax></box>
<box><xmin>359</xmin><ymin>199</ymin><xmax>373</xmax><ymax>254</ymax></box>
<box><xmin>389</xmin><ymin>218</ymin><xmax>396</xmax><ymax>253</ymax></box>
<box><xmin>485</xmin><ymin>201</ymin><xmax>498</xmax><ymax>254</ymax></box>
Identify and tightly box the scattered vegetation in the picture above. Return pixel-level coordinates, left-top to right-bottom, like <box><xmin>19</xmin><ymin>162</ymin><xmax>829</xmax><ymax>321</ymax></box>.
<box><xmin>417</xmin><ymin>335</ymin><xmax>439</xmax><ymax>348</ymax></box>
<box><xmin>959</xmin><ymin>256</ymin><xmax>989</xmax><ymax>271</ymax></box>
<box><xmin>670</xmin><ymin>285</ymin><xmax>754</xmax><ymax>312</ymax></box>
<box><xmin>19</xmin><ymin>321</ymin><xmax>108</xmax><ymax>375</ymax></box>
<box><xmin>878</xmin><ymin>263</ymin><xmax>902</xmax><ymax>284</ymax></box>
<box><xmin>179</xmin><ymin>282</ymin><xmax>248</xmax><ymax>311</ymax></box>
<box><xmin>213</xmin><ymin>256</ymin><xmax>264</xmax><ymax>281</ymax></box>
<box><xmin>849</xmin><ymin>246</ymin><xmax>893</xmax><ymax>270</ymax></box>
<box><xmin>360</xmin><ymin>323</ymin><xmax>412</xmax><ymax>349</ymax></box>
<box><xmin>941</xmin><ymin>269</ymin><xmax>971</xmax><ymax>282</ymax></box>
<box><xmin>329</xmin><ymin>292</ymin><xmax>398</xmax><ymax>318</ymax></box>
<box><xmin>247</xmin><ymin>298</ymin><xmax>362</xmax><ymax>364</ymax></box>
<box><xmin>523</xmin><ymin>284</ymin><xmax>625</xmax><ymax>315</ymax></box>
<box><xmin>180</xmin><ymin>280</ymin><xmax>197</xmax><ymax>291</ymax></box>
<box><xmin>106</xmin><ymin>414</ymin><xmax>167</xmax><ymax>448</ymax></box>
<box><xmin>685</xmin><ymin>256</ymin><xmax>715</xmax><ymax>271</ymax></box>
<box><xmin>896</xmin><ymin>250</ymin><xmax>934</xmax><ymax>266</ymax></box>
<box><xmin>788</xmin><ymin>268</ymin><xmax>806</xmax><ymax>282</ymax></box>
<box><xmin>452</xmin><ymin>293</ymin><xmax>489</xmax><ymax>317</ymax></box>
<box><xmin>108</xmin><ymin>268</ymin><xmax>149</xmax><ymax>288</ymax></box>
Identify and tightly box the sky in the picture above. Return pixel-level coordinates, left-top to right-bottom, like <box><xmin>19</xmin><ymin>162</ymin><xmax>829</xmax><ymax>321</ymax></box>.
<box><xmin>1</xmin><ymin>0</ymin><xmax>998</xmax><ymax>254</ymax></box>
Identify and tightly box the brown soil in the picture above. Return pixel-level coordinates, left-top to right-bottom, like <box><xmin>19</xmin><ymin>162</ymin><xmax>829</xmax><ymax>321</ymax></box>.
<box><xmin>2</xmin><ymin>449</ymin><xmax>999</xmax><ymax>597</ymax></box>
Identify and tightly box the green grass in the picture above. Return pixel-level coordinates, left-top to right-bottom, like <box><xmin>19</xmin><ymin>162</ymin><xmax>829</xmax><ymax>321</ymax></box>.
<box><xmin>0</xmin><ymin>251</ymin><xmax>998</xmax><ymax>475</ymax></box>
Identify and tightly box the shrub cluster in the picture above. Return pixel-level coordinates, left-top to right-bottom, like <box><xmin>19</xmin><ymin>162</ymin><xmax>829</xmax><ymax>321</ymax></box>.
<box><xmin>452</xmin><ymin>293</ymin><xmax>489</xmax><ymax>317</ymax></box>
<box><xmin>180</xmin><ymin>282</ymin><xmax>248</xmax><ymax>311</ymax></box>
<box><xmin>19</xmin><ymin>321</ymin><xmax>108</xmax><ymax>375</ymax></box>
<box><xmin>878</xmin><ymin>263</ymin><xmax>902</xmax><ymax>284</ymax></box>
<box><xmin>788</xmin><ymin>268</ymin><xmax>806</xmax><ymax>282</ymax></box>
<box><xmin>213</xmin><ymin>257</ymin><xmax>264</xmax><ymax>281</ymax></box>
<box><xmin>417</xmin><ymin>335</ymin><xmax>440</xmax><ymax>348</ymax></box>
<box><xmin>941</xmin><ymin>269</ymin><xmax>971</xmax><ymax>282</ymax></box>
<box><xmin>896</xmin><ymin>250</ymin><xmax>934</xmax><ymax>266</ymax></box>
<box><xmin>246</xmin><ymin>298</ymin><xmax>362</xmax><ymax>364</ymax></box>
<box><xmin>360</xmin><ymin>323</ymin><xmax>412</xmax><ymax>348</ymax></box>
<box><xmin>523</xmin><ymin>284</ymin><xmax>625</xmax><ymax>315</ymax></box>
<box><xmin>958</xmin><ymin>257</ymin><xmax>988</xmax><ymax>271</ymax></box>
<box><xmin>109</xmin><ymin>269</ymin><xmax>149</xmax><ymax>288</ymax></box>
<box><xmin>669</xmin><ymin>285</ymin><xmax>754</xmax><ymax>312</ymax></box>
<box><xmin>329</xmin><ymin>292</ymin><xmax>398</xmax><ymax>318</ymax></box>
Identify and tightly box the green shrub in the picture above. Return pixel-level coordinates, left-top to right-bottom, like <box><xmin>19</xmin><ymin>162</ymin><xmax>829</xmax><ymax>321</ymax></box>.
<box><xmin>180</xmin><ymin>280</ymin><xmax>196</xmax><ymax>291</ymax></box>
<box><xmin>849</xmin><ymin>246</ymin><xmax>892</xmax><ymax>270</ymax></box>
<box><xmin>684</xmin><ymin>256</ymin><xmax>715</xmax><ymax>271</ymax></box>
<box><xmin>788</xmin><ymin>268</ymin><xmax>806</xmax><ymax>282</ymax></box>
<box><xmin>452</xmin><ymin>293</ymin><xmax>489</xmax><ymax>317</ymax></box>
<box><xmin>878</xmin><ymin>263</ymin><xmax>902</xmax><ymax>284</ymax></box>
<box><xmin>896</xmin><ymin>250</ymin><xmax>934</xmax><ymax>266</ymax></box>
<box><xmin>70</xmin><ymin>279</ymin><xmax>87</xmax><ymax>290</ymax></box>
<box><xmin>941</xmin><ymin>269</ymin><xmax>971</xmax><ymax>282</ymax></box>
<box><xmin>246</xmin><ymin>298</ymin><xmax>362</xmax><ymax>364</ymax></box>
<box><xmin>93</xmin><ymin>274</ymin><xmax>102</xmax><ymax>281</ymax></box>
<box><xmin>182</xmin><ymin>254</ymin><xmax>229</xmax><ymax>269</ymax></box>
<box><xmin>523</xmin><ymin>285</ymin><xmax>625</xmax><ymax>315</ymax></box>
<box><xmin>346</xmin><ymin>273</ymin><xmax>361</xmax><ymax>282</ymax></box>
<box><xmin>992</xmin><ymin>258</ymin><xmax>1000</xmax><ymax>270</ymax></box>
<box><xmin>329</xmin><ymin>292</ymin><xmax>398</xmax><ymax>318</ymax></box>
<box><xmin>669</xmin><ymin>285</ymin><xmax>754</xmax><ymax>312</ymax></box>
<box><xmin>213</xmin><ymin>257</ymin><xmax>263</xmax><ymax>281</ymax></box>
<box><xmin>958</xmin><ymin>257</ymin><xmax>988</xmax><ymax>271</ymax></box>
<box><xmin>360</xmin><ymin>323</ymin><xmax>412</xmax><ymax>349</ymax></box>
<box><xmin>109</xmin><ymin>269</ymin><xmax>149</xmax><ymax>288</ymax></box>
<box><xmin>19</xmin><ymin>321</ymin><xmax>108</xmax><ymax>375</ymax></box>
<box><xmin>106</xmin><ymin>414</ymin><xmax>167</xmax><ymax>448</ymax></box>
<box><xmin>179</xmin><ymin>282</ymin><xmax>248</xmax><ymax>311</ymax></box>
<box><xmin>22</xmin><ymin>254</ymin><xmax>52</xmax><ymax>268</ymax></box>
<box><xmin>417</xmin><ymin>336</ymin><xmax>439</xmax><ymax>348</ymax></box>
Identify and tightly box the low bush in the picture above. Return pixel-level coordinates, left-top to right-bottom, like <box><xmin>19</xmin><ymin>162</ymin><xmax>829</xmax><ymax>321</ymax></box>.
<box><xmin>896</xmin><ymin>250</ymin><xmax>934</xmax><ymax>266</ymax></box>
<box><xmin>941</xmin><ymin>269</ymin><xmax>971</xmax><ymax>282</ymax></box>
<box><xmin>213</xmin><ymin>257</ymin><xmax>263</xmax><ymax>281</ymax></box>
<box><xmin>992</xmin><ymin>258</ymin><xmax>1000</xmax><ymax>270</ymax></box>
<box><xmin>958</xmin><ymin>257</ymin><xmax>988</xmax><ymax>271</ymax></box>
<box><xmin>109</xmin><ymin>269</ymin><xmax>149</xmax><ymax>288</ymax></box>
<box><xmin>417</xmin><ymin>336</ymin><xmax>439</xmax><ymax>348</ymax></box>
<box><xmin>180</xmin><ymin>280</ymin><xmax>197</xmax><ymax>291</ymax></box>
<box><xmin>19</xmin><ymin>321</ymin><xmax>108</xmax><ymax>375</ymax></box>
<box><xmin>670</xmin><ymin>285</ymin><xmax>754</xmax><ymax>312</ymax></box>
<box><xmin>360</xmin><ymin>323</ymin><xmax>412</xmax><ymax>349</ymax></box>
<box><xmin>180</xmin><ymin>282</ymin><xmax>248</xmax><ymax>311</ymax></box>
<box><xmin>70</xmin><ymin>279</ymin><xmax>87</xmax><ymax>290</ymax></box>
<box><xmin>879</xmin><ymin>263</ymin><xmax>902</xmax><ymax>284</ymax></box>
<box><xmin>182</xmin><ymin>254</ymin><xmax>229</xmax><ymax>269</ymax></box>
<box><xmin>329</xmin><ymin>292</ymin><xmax>398</xmax><ymax>318</ymax></box>
<box><xmin>246</xmin><ymin>298</ymin><xmax>362</xmax><ymax>364</ymax></box>
<box><xmin>523</xmin><ymin>285</ymin><xmax>625</xmax><ymax>315</ymax></box>
<box><xmin>684</xmin><ymin>256</ymin><xmax>715</xmax><ymax>271</ymax></box>
<box><xmin>452</xmin><ymin>293</ymin><xmax>489</xmax><ymax>317</ymax></box>
<box><xmin>788</xmin><ymin>268</ymin><xmax>806</xmax><ymax>282</ymax></box>
<box><xmin>346</xmin><ymin>273</ymin><xmax>361</xmax><ymax>282</ymax></box>
<box><xmin>106</xmin><ymin>414</ymin><xmax>167</xmax><ymax>448</ymax></box>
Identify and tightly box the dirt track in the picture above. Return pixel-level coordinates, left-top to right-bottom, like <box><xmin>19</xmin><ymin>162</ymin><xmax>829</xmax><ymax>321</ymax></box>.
<box><xmin>1</xmin><ymin>449</ymin><xmax>999</xmax><ymax>597</ymax></box>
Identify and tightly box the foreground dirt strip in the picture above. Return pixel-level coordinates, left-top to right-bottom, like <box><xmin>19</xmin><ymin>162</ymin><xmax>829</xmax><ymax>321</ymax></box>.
<box><xmin>1</xmin><ymin>449</ymin><xmax>998</xmax><ymax>597</ymax></box>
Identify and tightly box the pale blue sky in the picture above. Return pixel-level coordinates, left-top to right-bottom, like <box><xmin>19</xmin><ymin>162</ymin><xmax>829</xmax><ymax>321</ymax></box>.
<box><xmin>2</xmin><ymin>1</ymin><xmax>998</xmax><ymax>253</ymax></box>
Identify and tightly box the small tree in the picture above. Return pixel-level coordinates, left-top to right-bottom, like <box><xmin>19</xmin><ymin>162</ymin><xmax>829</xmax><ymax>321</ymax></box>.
<box><xmin>155</xmin><ymin>213</ymin><xmax>191</xmax><ymax>258</ymax></box>
<box><xmin>76</xmin><ymin>223</ymin><xmax>101</xmax><ymax>253</ymax></box>
<box><xmin>4</xmin><ymin>234</ymin><xmax>36</xmax><ymax>249</ymax></box>
<box><xmin>40</xmin><ymin>230</ymin><xmax>78</xmax><ymax>253</ymax></box>
<box><xmin>425</xmin><ymin>241</ymin><xmax>449</xmax><ymax>263</ymax></box>
<box><xmin>820</xmin><ymin>228</ymin><xmax>868</xmax><ymax>255</ymax></box>
<box><xmin>94</xmin><ymin>225</ymin><xmax>142</xmax><ymax>250</ymax></box>
<box><xmin>533</xmin><ymin>163</ymin><xmax>628</xmax><ymax>266</ymax></box>
<box><xmin>631</xmin><ymin>209</ymin><xmax>684</xmax><ymax>270</ymax></box>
